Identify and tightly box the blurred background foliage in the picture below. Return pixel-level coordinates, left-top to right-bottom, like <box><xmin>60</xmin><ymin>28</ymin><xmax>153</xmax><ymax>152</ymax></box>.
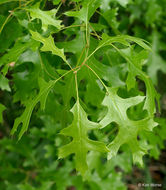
<box><xmin>0</xmin><ymin>0</ymin><xmax>166</xmax><ymax>189</ymax></box>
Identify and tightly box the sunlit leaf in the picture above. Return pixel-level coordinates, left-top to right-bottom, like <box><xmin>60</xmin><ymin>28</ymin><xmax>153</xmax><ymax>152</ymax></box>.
<box><xmin>100</xmin><ymin>87</ymin><xmax>158</xmax><ymax>165</ymax></box>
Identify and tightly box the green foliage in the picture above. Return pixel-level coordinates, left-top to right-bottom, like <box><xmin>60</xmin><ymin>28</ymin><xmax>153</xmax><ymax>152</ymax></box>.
<box><xmin>0</xmin><ymin>38</ymin><xmax>38</xmax><ymax>75</ymax></box>
<box><xmin>0</xmin><ymin>0</ymin><xmax>20</xmax><ymax>5</ymax></box>
<box><xmin>65</xmin><ymin>0</ymin><xmax>101</xmax><ymax>22</ymax></box>
<box><xmin>11</xmin><ymin>78</ymin><xmax>56</xmax><ymax>140</ymax></box>
<box><xmin>59</xmin><ymin>101</ymin><xmax>109</xmax><ymax>176</ymax></box>
<box><xmin>0</xmin><ymin>0</ymin><xmax>166</xmax><ymax>189</ymax></box>
<box><xmin>0</xmin><ymin>103</ymin><xmax>5</xmax><ymax>123</ymax></box>
<box><xmin>100</xmin><ymin>87</ymin><xmax>157</xmax><ymax>165</ymax></box>
<box><xmin>27</xmin><ymin>3</ymin><xmax>62</xmax><ymax>31</ymax></box>
<box><xmin>30</xmin><ymin>31</ymin><xmax>67</xmax><ymax>63</ymax></box>
<box><xmin>0</xmin><ymin>74</ymin><xmax>10</xmax><ymax>91</ymax></box>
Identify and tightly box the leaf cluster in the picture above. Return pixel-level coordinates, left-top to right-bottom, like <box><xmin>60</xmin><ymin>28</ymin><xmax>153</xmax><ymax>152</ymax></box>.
<box><xmin>0</xmin><ymin>0</ymin><xmax>166</xmax><ymax>188</ymax></box>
